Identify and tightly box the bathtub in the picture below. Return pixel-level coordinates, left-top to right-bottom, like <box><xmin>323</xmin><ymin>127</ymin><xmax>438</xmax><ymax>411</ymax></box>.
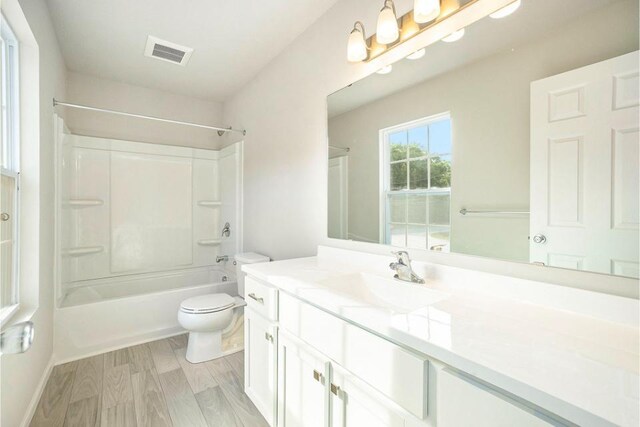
<box><xmin>54</xmin><ymin>267</ymin><xmax>240</xmax><ymax>363</ymax></box>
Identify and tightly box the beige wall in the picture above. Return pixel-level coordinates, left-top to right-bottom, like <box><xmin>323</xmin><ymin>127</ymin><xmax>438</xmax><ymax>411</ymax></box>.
<box><xmin>1</xmin><ymin>0</ymin><xmax>67</xmax><ymax>426</ymax></box>
<box><xmin>328</xmin><ymin>1</ymin><xmax>639</xmax><ymax>262</ymax></box>
<box><xmin>65</xmin><ymin>72</ymin><xmax>224</xmax><ymax>149</ymax></box>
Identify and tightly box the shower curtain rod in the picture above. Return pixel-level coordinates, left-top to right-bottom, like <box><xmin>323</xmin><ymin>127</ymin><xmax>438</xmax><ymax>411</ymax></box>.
<box><xmin>53</xmin><ymin>98</ymin><xmax>246</xmax><ymax>136</ymax></box>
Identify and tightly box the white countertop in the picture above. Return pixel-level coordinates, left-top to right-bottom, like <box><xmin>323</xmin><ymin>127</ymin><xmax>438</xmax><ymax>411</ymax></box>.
<box><xmin>243</xmin><ymin>250</ymin><xmax>639</xmax><ymax>427</ymax></box>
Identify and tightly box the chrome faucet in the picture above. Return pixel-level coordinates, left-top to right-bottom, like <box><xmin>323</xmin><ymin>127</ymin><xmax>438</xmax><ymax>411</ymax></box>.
<box><xmin>216</xmin><ymin>255</ymin><xmax>229</xmax><ymax>263</ymax></box>
<box><xmin>389</xmin><ymin>251</ymin><xmax>425</xmax><ymax>284</ymax></box>
<box><xmin>221</xmin><ymin>222</ymin><xmax>231</xmax><ymax>238</ymax></box>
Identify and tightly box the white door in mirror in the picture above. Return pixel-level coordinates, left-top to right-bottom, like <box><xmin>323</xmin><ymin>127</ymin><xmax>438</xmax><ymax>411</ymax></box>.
<box><xmin>530</xmin><ymin>51</ymin><xmax>639</xmax><ymax>278</ymax></box>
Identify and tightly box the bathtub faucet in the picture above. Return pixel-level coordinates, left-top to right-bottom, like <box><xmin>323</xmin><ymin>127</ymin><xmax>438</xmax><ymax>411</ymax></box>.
<box><xmin>216</xmin><ymin>255</ymin><xmax>229</xmax><ymax>263</ymax></box>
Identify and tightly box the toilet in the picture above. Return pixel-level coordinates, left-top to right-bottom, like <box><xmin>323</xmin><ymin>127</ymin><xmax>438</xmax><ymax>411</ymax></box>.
<box><xmin>178</xmin><ymin>252</ymin><xmax>270</xmax><ymax>363</ymax></box>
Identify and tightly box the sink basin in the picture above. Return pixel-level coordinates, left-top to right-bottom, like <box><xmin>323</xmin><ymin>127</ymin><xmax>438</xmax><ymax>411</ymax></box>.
<box><xmin>315</xmin><ymin>272</ymin><xmax>448</xmax><ymax>313</ymax></box>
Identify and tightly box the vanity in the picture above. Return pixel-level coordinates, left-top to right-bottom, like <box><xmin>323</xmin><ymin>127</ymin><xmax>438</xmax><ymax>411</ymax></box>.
<box><xmin>243</xmin><ymin>0</ymin><xmax>639</xmax><ymax>425</ymax></box>
<box><xmin>242</xmin><ymin>246</ymin><xmax>639</xmax><ymax>427</ymax></box>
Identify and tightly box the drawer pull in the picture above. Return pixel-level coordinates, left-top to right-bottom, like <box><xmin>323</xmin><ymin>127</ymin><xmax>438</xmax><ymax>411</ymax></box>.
<box><xmin>313</xmin><ymin>370</ymin><xmax>324</xmax><ymax>384</ymax></box>
<box><xmin>330</xmin><ymin>383</ymin><xmax>341</xmax><ymax>396</ymax></box>
<box><xmin>248</xmin><ymin>293</ymin><xmax>264</xmax><ymax>304</ymax></box>
<box><xmin>264</xmin><ymin>332</ymin><xmax>273</xmax><ymax>342</ymax></box>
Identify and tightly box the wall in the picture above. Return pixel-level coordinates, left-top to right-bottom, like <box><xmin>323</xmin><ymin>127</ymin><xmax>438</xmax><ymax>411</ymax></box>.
<box><xmin>327</xmin><ymin>2</ymin><xmax>638</xmax><ymax>263</ymax></box>
<box><xmin>220</xmin><ymin>0</ymin><xmax>540</xmax><ymax>261</ymax></box>
<box><xmin>222</xmin><ymin>0</ymin><xmax>639</xmax><ymax>297</ymax></box>
<box><xmin>65</xmin><ymin>72</ymin><xmax>224</xmax><ymax>149</ymax></box>
<box><xmin>0</xmin><ymin>0</ymin><xmax>67</xmax><ymax>426</ymax></box>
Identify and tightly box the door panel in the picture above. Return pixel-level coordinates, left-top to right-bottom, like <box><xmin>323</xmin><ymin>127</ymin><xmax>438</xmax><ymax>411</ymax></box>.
<box><xmin>277</xmin><ymin>332</ymin><xmax>328</xmax><ymax>427</ymax></box>
<box><xmin>530</xmin><ymin>51</ymin><xmax>639</xmax><ymax>277</ymax></box>
<box><xmin>330</xmin><ymin>364</ymin><xmax>406</xmax><ymax>427</ymax></box>
<box><xmin>245</xmin><ymin>307</ymin><xmax>277</xmax><ymax>425</ymax></box>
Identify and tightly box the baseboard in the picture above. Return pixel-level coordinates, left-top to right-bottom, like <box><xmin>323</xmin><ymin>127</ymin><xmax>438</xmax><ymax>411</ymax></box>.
<box><xmin>54</xmin><ymin>326</ymin><xmax>186</xmax><ymax>365</ymax></box>
<box><xmin>20</xmin><ymin>355</ymin><xmax>55</xmax><ymax>427</ymax></box>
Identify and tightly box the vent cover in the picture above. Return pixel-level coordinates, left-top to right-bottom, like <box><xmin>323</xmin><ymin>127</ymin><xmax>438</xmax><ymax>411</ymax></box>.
<box><xmin>144</xmin><ymin>36</ymin><xmax>193</xmax><ymax>66</ymax></box>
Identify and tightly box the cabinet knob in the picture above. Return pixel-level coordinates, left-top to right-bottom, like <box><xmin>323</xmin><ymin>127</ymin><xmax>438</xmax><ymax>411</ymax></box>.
<box><xmin>330</xmin><ymin>383</ymin><xmax>341</xmax><ymax>396</ymax></box>
<box><xmin>264</xmin><ymin>332</ymin><xmax>273</xmax><ymax>342</ymax></box>
<box><xmin>313</xmin><ymin>370</ymin><xmax>324</xmax><ymax>383</ymax></box>
<box><xmin>1</xmin><ymin>212</ymin><xmax>9</xmax><ymax>222</ymax></box>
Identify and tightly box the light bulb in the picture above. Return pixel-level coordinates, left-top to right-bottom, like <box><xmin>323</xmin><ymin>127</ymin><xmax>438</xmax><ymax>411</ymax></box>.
<box><xmin>347</xmin><ymin>22</ymin><xmax>368</xmax><ymax>62</ymax></box>
<box><xmin>442</xmin><ymin>28</ymin><xmax>465</xmax><ymax>42</ymax></box>
<box><xmin>490</xmin><ymin>0</ymin><xmax>521</xmax><ymax>19</ymax></box>
<box><xmin>414</xmin><ymin>0</ymin><xmax>440</xmax><ymax>24</ymax></box>
<box><xmin>406</xmin><ymin>48</ymin><xmax>426</xmax><ymax>60</ymax></box>
<box><xmin>376</xmin><ymin>65</ymin><xmax>393</xmax><ymax>74</ymax></box>
<box><xmin>376</xmin><ymin>1</ymin><xmax>399</xmax><ymax>44</ymax></box>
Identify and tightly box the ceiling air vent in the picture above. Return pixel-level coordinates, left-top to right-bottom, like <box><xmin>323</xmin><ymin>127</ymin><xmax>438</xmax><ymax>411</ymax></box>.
<box><xmin>144</xmin><ymin>36</ymin><xmax>193</xmax><ymax>66</ymax></box>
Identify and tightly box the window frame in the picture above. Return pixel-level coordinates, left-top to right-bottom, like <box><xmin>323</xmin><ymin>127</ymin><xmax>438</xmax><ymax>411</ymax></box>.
<box><xmin>0</xmin><ymin>13</ymin><xmax>21</xmax><ymax>323</ymax></box>
<box><xmin>379</xmin><ymin>113</ymin><xmax>452</xmax><ymax>250</ymax></box>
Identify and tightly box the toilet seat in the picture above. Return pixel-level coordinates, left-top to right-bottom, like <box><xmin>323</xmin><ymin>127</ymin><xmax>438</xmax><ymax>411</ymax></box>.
<box><xmin>180</xmin><ymin>293</ymin><xmax>235</xmax><ymax>315</ymax></box>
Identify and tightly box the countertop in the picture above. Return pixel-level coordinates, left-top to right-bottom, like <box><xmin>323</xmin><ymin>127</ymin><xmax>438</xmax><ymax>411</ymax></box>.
<box><xmin>243</xmin><ymin>254</ymin><xmax>639</xmax><ymax>427</ymax></box>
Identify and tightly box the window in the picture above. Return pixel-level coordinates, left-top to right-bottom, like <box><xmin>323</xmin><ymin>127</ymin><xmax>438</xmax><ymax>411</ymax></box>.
<box><xmin>1</xmin><ymin>13</ymin><xmax>20</xmax><ymax>319</ymax></box>
<box><xmin>381</xmin><ymin>114</ymin><xmax>451</xmax><ymax>251</ymax></box>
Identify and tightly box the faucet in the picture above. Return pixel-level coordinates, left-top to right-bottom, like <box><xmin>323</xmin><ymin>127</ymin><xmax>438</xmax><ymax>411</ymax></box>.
<box><xmin>389</xmin><ymin>251</ymin><xmax>425</xmax><ymax>284</ymax></box>
<box><xmin>216</xmin><ymin>255</ymin><xmax>229</xmax><ymax>263</ymax></box>
<box><xmin>221</xmin><ymin>222</ymin><xmax>231</xmax><ymax>238</ymax></box>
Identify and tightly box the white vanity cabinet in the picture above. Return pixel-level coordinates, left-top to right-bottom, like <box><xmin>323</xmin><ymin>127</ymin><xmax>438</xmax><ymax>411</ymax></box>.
<box><xmin>330</xmin><ymin>360</ymin><xmax>411</xmax><ymax>427</ymax></box>
<box><xmin>277</xmin><ymin>332</ymin><xmax>329</xmax><ymax>427</ymax></box>
<box><xmin>244</xmin><ymin>276</ymin><xmax>280</xmax><ymax>426</ymax></box>
<box><xmin>437</xmin><ymin>368</ymin><xmax>557</xmax><ymax>427</ymax></box>
<box><xmin>243</xmin><ymin>272</ymin><xmax>572</xmax><ymax>427</ymax></box>
<box><xmin>278</xmin><ymin>330</ymin><xmax>415</xmax><ymax>427</ymax></box>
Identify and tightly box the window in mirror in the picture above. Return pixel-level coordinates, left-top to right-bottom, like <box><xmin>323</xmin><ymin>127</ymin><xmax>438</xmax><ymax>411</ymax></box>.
<box><xmin>382</xmin><ymin>114</ymin><xmax>451</xmax><ymax>251</ymax></box>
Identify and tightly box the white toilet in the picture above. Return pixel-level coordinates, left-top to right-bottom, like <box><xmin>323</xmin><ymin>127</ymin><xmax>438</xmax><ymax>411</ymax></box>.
<box><xmin>178</xmin><ymin>252</ymin><xmax>269</xmax><ymax>363</ymax></box>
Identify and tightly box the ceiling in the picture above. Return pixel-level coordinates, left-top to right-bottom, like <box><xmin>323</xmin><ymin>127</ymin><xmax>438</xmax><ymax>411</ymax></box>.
<box><xmin>46</xmin><ymin>0</ymin><xmax>341</xmax><ymax>102</ymax></box>
<box><xmin>328</xmin><ymin>0</ymin><xmax>627</xmax><ymax>117</ymax></box>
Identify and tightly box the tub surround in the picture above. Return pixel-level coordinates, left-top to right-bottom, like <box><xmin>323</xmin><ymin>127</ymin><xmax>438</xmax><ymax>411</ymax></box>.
<box><xmin>243</xmin><ymin>246</ymin><xmax>639</xmax><ymax>427</ymax></box>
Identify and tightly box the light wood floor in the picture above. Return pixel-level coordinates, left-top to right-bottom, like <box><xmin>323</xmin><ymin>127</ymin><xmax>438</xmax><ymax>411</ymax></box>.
<box><xmin>30</xmin><ymin>334</ymin><xmax>268</xmax><ymax>427</ymax></box>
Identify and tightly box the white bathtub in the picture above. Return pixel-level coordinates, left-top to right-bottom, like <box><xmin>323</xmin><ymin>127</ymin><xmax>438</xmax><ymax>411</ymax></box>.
<box><xmin>54</xmin><ymin>267</ymin><xmax>239</xmax><ymax>363</ymax></box>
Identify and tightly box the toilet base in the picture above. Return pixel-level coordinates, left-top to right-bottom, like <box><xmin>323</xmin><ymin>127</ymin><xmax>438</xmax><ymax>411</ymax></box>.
<box><xmin>186</xmin><ymin>330</ymin><xmax>222</xmax><ymax>363</ymax></box>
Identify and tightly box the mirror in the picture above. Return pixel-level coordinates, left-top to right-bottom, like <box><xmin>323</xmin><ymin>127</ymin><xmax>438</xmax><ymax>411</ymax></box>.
<box><xmin>327</xmin><ymin>0</ymin><xmax>639</xmax><ymax>278</ymax></box>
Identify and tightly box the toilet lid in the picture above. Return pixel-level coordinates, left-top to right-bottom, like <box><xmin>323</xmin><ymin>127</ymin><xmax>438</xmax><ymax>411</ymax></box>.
<box><xmin>180</xmin><ymin>293</ymin><xmax>235</xmax><ymax>314</ymax></box>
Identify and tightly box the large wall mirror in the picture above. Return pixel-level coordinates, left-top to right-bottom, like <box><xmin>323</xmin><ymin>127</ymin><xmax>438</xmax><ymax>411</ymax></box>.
<box><xmin>327</xmin><ymin>0</ymin><xmax>639</xmax><ymax>278</ymax></box>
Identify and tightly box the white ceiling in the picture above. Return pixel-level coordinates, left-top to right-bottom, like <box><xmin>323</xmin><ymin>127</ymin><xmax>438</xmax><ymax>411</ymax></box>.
<box><xmin>46</xmin><ymin>0</ymin><xmax>341</xmax><ymax>102</ymax></box>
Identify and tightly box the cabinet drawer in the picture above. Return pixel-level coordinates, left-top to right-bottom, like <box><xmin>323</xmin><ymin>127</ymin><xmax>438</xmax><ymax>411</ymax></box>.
<box><xmin>245</xmin><ymin>275</ymin><xmax>278</xmax><ymax>321</ymax></box>
<box><xmin>279</xmin><ymin>292</ymin><xmax>428</xmax><ymax>419</ymax></box>
<box><xmin>437</xmin><ymin>368</ymin><xmax>558</xmax><ymax>427</ymax></box>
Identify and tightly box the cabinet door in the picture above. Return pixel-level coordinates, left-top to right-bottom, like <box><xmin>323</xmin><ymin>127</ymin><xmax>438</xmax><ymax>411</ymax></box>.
<box><xmin>437</xmin><ymin>368</ymin><xmax>557</xmax><ymax>427</ymax></box>
<box><xmin>330</xmin><ymin>363</ymin><xmax>406</xmax><ymax>427</ymax></box>
<box><xmin>245</xmin><ymin>307</ymin><xmax>278</xmax><ymax>426</ymax></box>
<box><xmin>277</xmin><ymin>332</ymin><xmax>328</xmax><ymax>427</ymax></box>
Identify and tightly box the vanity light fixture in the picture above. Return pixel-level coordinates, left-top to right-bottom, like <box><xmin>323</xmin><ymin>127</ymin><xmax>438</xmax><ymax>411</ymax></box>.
<box><xmin>347</xmin><ymin>21</ymin><xmax>369</xmax><ymax>62</ymax></box>
<box><xmin>414</xmin><ymin>0</ymin><xmax>441</xmax><ymax>24</ymax></box>
<box><xmin>489</xmin><ymin>0</ymin><xmax>521</xmax><ymax>18</ymax></box>
<box><xmin>406</xmin><ymin>48</ymin><xmax>426</xmax><ymax>60</ymax></box>
<box><xmin>376</xmin><ymin>65</ymin><xmax>393</xmax><ymax>74</ymax></box>
<box><xmin>376</xmin><ymin>0</ymin><xmax>400</xmax><ymax>44</ymax></box>
<box><xmin>442</xmin><ymin>28</ymin><xmax>465</xmax><ymax>42</ymax></box>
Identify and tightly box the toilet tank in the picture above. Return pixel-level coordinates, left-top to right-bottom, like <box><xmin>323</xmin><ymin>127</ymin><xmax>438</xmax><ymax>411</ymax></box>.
<box><xmin>235</xmin><ymin>252</ymin><xmax>270</xmax><ymax>297</ymax></box>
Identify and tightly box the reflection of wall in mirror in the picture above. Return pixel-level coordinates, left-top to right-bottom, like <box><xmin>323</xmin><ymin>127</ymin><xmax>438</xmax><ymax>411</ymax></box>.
<box><xmin>328</xmin><ymin>0</ymin><xmax>638</xmax><ymax>263</ymax></box>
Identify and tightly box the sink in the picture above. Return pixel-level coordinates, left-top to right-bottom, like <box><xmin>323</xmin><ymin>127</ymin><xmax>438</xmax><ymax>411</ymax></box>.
<box><xmin>315</xmin><ymin>272</ymin><xmax>449</xmax><ymax>313</ymax></box>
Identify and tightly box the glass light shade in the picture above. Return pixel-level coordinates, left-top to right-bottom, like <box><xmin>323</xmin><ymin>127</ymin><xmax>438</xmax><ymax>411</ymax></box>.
<box><xmin>376</xmin><ymin>2</ymin><xmax>399</xmax><ymax>44</ymax></box>
<box><xmin>406</xmin><ymin>48</ymin><xmax>426</xmax><ymax>60</ymax></box>
<box><xmin>490</xmin><ymin>0</ymin><xmax>521</xmax><ymax>19</ymax></box>
<box><xmin>414</xmin><ymin>0</ymin><xmax>440</xmax><ymax>23</ymax></box>
<box><xmin>347</xmin><ymin>27</ymin><xmax>368</xmax><ymax>62</ymax></box>
<box><xmin>376</xmin><ymin>65</ymin><xmax>393</xmax><ymax>74</ymax></box>
<box><xmin>442</xmin><ymin>28</ymin><xmax>465</xmax><ymax>42</ymax></box>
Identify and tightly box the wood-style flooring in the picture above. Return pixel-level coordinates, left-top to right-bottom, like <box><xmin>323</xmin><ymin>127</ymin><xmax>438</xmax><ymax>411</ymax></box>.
<box><xmin>30</xmin><ymin>334</ymin><xmax>268</xmax><ymax>427</ymax></box>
